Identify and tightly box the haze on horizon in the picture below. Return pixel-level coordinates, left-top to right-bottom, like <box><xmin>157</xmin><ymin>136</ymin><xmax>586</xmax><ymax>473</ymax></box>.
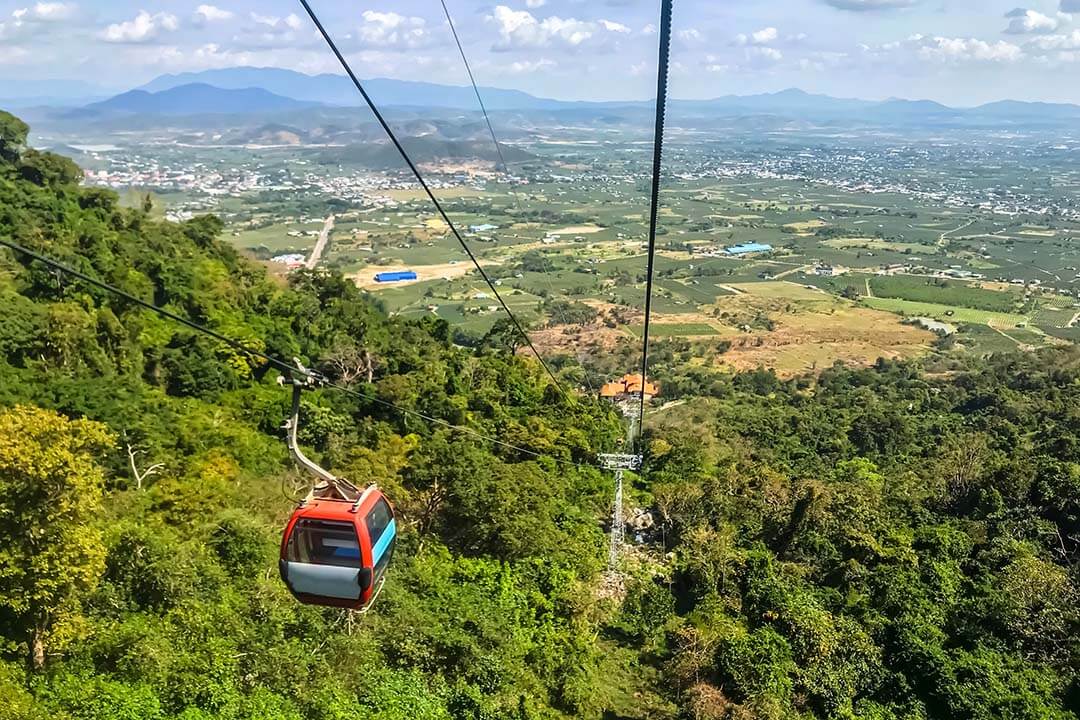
<box><xmin>2</xmin><ymin>0</ymin><xmax>1080</xmax><ymax>106</ymax></box>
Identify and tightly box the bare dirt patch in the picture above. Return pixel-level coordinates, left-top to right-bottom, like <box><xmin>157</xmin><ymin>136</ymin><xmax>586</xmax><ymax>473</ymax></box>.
<box><xmin>550</xmin><ymin>224</ymin><xmax>605</xmax><ymax>235</ymax></box>
<box><xmin>716</xmin><ymin>303</ymin><xmax>934</xmax><ymax>376</ymax></box>
<box><xmin>350</xmin><ymin>262</ymin><xmax>482</xmax><ymax>289</ymax></box>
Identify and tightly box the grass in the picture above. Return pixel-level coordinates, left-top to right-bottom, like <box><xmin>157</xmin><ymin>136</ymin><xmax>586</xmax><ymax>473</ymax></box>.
<box><xmin>954</xmin><ymin>324</ymin><xmax>1024</xmax><ymax>355</ymax></box>
<box><xmin>626</xmin><ymin>323</ymin><xmax>720</xmax><ymax>338</ymax></box>
<box><xmin>231</xmin><ymin>222</ymin><xmax>323</xmax><ymax>254</ymax></box>
<box><xmin>727</xmin><ymin>281</ymin><xmax>832</xmax><ymax>302</ymax></box>
<box><xmin>863</xmin><ymin>297</ymin><xmax>1029</xmax><ymax>327</ymax></box>
<box><xmin>655</xmin><ymin>279</ymin><xmax>732</xmax><ymax>305</ymax></box>
<box><xmin>869</xmin><ymin>275</ymin><xmax>1021</xmax><ymax>313</ymax></box>
<box><xmin>1032</xmin><ymin>306</ymin><xmax>1076</xmax><ymax>328</ymax></box>
<box><xmin>822</xmin><ymin>238</ymin><xmax>939</xmax><ymax>254</ymax></box>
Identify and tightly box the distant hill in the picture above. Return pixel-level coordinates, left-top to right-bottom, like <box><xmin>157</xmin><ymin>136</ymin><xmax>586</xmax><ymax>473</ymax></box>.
<box><xmin>137</xmin><ymin>67</ymin><xmax>561</xmax><ymax>111</ymax></box>
<box><xmin>87</xmin><ymin>83</ymin><xmax>319</xmax><ymax>116</ymax></box>
<box><xmin>968</xmin><ymin>99</ymin><xmax>1080</xmax><ymax>121</ymax></box>
<box><xmin>131</xmin><ymin>70</ymin><xmax>1080</xmax><ymax>127</ymax></box>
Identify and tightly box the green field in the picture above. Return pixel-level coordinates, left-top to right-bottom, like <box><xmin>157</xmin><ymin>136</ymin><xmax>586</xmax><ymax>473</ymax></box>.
<box><xmin>232</xmin><ymin>221</ymin><xmax>323</xmax><ymax>254</ymax></box>
<box><xmin>822</xmin><ymin>238</ymin><xmax>938</xmax><ymax>254</ymax></box>
<box><xmin>868</xmin><ymin>275</ymin><xmax>1021</xmax><ymax>312</ymax></box>
<box><xmin>863</xmin><ymin>297</ymin><xmax>1030</xmax><ymax>327</ymax></box>
<box><xmin>627</xmin><ymin>323</ymin><xmax>720</xmax><ymax>338</ymax></box>
<box><xmin>154</xmin><ymin>133</ymin><xmax>1078</xmax><ymax>360</ymax></box>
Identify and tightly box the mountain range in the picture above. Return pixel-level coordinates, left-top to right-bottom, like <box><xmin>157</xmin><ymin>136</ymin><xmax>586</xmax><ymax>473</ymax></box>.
<box><xmin>137</xmin><ymin>67</ymin><xmax>558</xmax><ymax>111</ymax></box>
<box><xmin>87</xmin><ymin>83</ymin><xmax>319</xmax><ymax>116</ymax></box>
<box><xmin>11</xmin><ymin>66</ymin><xmax>1080</xmax><ymax>129</ymax></box>
<box><xmin>126</xmin><ymin>68</ymin><xmax>1080</xmax><ymax>126</ymax></box>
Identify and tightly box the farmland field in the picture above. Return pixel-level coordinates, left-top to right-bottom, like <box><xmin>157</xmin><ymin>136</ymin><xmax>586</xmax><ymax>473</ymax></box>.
<box><xmin>868</xmin><ymin>275</ymin><xmax>1023</xmax><ymax>312</ymax></box>
<box><xmin>863</xmin><ymin>297</ymin><xmax>1030</xmax><ymax>327</ymax></box>
<box><xmin>627</xmin><ymin>323</ymin><xmax>720</xmax><ymax>338</ymax></box>
<box><xmin>97</xmin><ymin>119</ymin><xmax>1078</xmax><ymax>379</ymax></box>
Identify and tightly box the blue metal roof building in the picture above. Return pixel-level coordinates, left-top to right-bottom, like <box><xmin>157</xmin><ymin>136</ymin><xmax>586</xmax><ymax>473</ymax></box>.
<box><xmin>725</xmin><ymin>243</ymin><xmax>773</xmax><ymax>255</ymax></box>
<box><xmin>374</xmin><ymin>271</ymin><xmax>418</xmax><ymax>283</ymax></box>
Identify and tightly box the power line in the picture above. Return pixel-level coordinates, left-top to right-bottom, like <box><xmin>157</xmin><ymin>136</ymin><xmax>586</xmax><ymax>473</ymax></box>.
<box><xmin>437</xmin><ymin>0</ymin><xmax>593</xmax><ymax>393</ymax></box>
<box><xmin>0</xmin><ymin>237</ymin><xmax>294</xmax><ymax>375</ymax></box>
<box><xmin>326</xmin><ymin>378</ymin><xmax>579</xmax><ymax>466</ymax></box>
<box><xmin>0</xmin><ymin>237</ymin><xmax>596</xmax><ymax>470</ymax></box>
<box><xmin>635</xmin><ymin>0</ymin><xmax>675</xmax><ymax>451</ymax></box>
<box><xmin>439</xmin><ymin>0</ymin><xmax>508</xmax><ymax>174</ymax></box>
<box><xmin>296</xmin><ymin>0</ymin><xmax>569</xmax><ymax>402</ymax></box>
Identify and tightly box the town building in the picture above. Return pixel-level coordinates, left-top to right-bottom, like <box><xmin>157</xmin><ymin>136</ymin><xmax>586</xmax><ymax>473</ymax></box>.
<box><xmin>725</xmin><ymin>243</ymin><xmax>773</xmax><ymax>256</ymax></box>
<box><xmin>600</xmin><ymin>373</ymin><xmax>660</xmax><ymax>402</ymax></box>
<box><xmin>374</xmin><ymin>271</ymin><xmax>418</xmax><ymax>283</ymax></box>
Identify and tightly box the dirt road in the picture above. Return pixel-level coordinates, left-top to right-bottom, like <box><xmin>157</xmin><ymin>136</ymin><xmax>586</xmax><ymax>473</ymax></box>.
<box><xmin>305</xmin><ymin>215</ymin><xmax>334</xmax><ymax>270</ymax></box>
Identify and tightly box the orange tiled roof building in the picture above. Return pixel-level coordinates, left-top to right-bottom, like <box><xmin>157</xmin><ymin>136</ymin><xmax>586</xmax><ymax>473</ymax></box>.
<box><xmin>600</xmin><ymin>373</ymin><xmax>659</xmax><ymax>401</ymax></box>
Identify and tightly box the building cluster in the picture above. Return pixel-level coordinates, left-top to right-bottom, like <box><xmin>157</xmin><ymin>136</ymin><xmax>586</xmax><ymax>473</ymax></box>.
<box><xmin>81</xmin><ymin>149</ymin><xmax>484</xmax><ymax>213</ymax></box>
<box><xmin>600</xmin><ymin>374</ymin><xmax>659</xmax><ymax>402</ymax></box>
<box><xmin>683</xmin><ymin>144</ymin><xmax>1079</xmax><ymax>222</ymax></box>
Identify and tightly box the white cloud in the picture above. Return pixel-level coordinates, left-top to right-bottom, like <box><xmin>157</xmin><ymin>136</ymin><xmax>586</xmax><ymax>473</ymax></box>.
<box><xmin>357</xmin><ymin>10</ymin><xmax>431</xmax><ymax>49</ymax></box>
<box><xmin>1029</xmin><ymin>28</ymin><xmax>1080</xmax><ymax>49</ymax></box>
<box><xmin>824</xmin><ymin>0</ymin><xmax>919</xmax><ymax>9</ymax></box>
<box><xmin>1003</xmin><ymin>8</ymin><xmax>1067</xmax><ymax>34</ymax></box>
<box><xmin>508</xmin><ymin>58</ymin><xmax>555</xmax><ymax>73</ymax></box>
<box><xmin>858</xmin><ymin>34</ymin><xmax>1025</xmax><ymax>64</ymax></box>
<box><xmin>100</xmin><ymin>10</ymin><xmax>179</xmax><ymax>43</ymax></box>
<box><xmin>28</xmin><ymin>2</ymin><xmax>76</xmax><ymax>21</ymax></box>
<box><xmin>0</xmin><ymin>1</ymin><xmax>76</xmax><ymax>40</ymax></box>
<box><xmin>525</xmin><ymin>0</ymin><xmax>546</xmax><ymax>7</ymax></box>
<box><xmin>735</xmin><ymin>26</ymin><xmax>779</xmax><ymax>46</ymax></box>
<box><xmin>0</xmin><ymin>45</ymin><xmax>30</xmax><ymax>63</ymax></box>
<box><xmin>913</xmin><ymin>35</ymin><xmax>1024</xmax><ymax>62</ymax></box>
<box><xmin>488</xmin><ymin>6</ymin><xmax>629</xmax><ymax>51</ymax></box>
<box><xmin>251</xmin><ymin>12</ymin><xmax>302</xmax><ymax>31</ymax></box>
<box><xmin>194</xmin><ymin>5</ymin><xmax>233</xmax><ymax>24</ymax></box>
<box><xmin>234</xmin><ymin>11</ymin><xmax>308</xmax><ymax>48</ymax></box>
<box><xmin>702</xmin><ymin>55</ymin><xmax>730</xmax><ymax>72</ymax></box>
<box><xmin>746</xmin><ymin>46</ymin><xmax>783</xmax><ymax>62</ymax></box>
<box><xmin>678</xmin><ymin>28</ymin><xmax>702</xmax><ymax>43</ymax></box>
<box><xmin>599</xmin><ymin>20</ymin><xmax>631</xmax><ymax>33</ymax></box>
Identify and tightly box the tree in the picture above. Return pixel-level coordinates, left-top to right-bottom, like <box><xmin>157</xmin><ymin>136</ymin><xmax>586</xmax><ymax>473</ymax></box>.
<box><xmin>17</xmin><ymin>149</ymin><xmax>83</xmax><ymax>187</ymax></box>
<box><xmin>0</xmin><ymin>110</ymin><xmax>29</xmax><ymax>163</ymax></box>
<box><xmin>320</xmin><ymin>339</ymin><xmax>379</xmax><ymax>385</ymax></box>
<box><xmin>482</xmin><ymin>317</ymin><xmax>528</xmax><ymax>354</ymax></box>
<box><xmin>0</xmin><ymin>405</ymin><xmax>112</xmax><ymax>670</ymax></box>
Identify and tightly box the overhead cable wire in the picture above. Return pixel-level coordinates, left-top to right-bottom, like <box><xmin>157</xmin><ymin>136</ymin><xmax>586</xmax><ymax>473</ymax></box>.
<box><xmin>296</xmin><ymin>0</ymin><xmax>569</xmax><ymax>402</ymax></box>
<box><xmin>0</xmin><ymin>237</ymin><xmax>596</xmax><ymax>471</ymax></box>
<box><xmin>438</xmin><ymin>0</ymin><xmax>593</xmax><ymax>394</ymax></box>
<box><xmin>635</xmin><ymin>0</ymin><xmax>675</xmax><ymax>450</ymax></box>
<box><xmin>439</xmin><ymin>0</ymin><xmax>508</xmax><ymax>173</ymax></box>
<box><xmin>324</xmin><ymin>378</ymin><xmax>586</xmax><ymax>467</ymax></box>
<box><xmin>0</xmin><ymin>237</ymin><xmax>295</xmax><ymax>375</ymax></box>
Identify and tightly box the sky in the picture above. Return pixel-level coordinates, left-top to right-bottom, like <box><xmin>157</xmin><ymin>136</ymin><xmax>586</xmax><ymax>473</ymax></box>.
<box><xmin>2</xmin><ymin>0</ymin><xmax>1080</xmax><ymax>105</ymax></box>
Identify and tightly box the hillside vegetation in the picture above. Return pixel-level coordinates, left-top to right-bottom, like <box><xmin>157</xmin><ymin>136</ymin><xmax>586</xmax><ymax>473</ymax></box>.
<box><xmin>1</xmin><ymin>110</ymin><xmax>1078</xmax><ymax>719</ymax></box>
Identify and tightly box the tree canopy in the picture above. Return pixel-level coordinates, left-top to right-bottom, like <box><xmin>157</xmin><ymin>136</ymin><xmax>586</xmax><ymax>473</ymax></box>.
<box><xmin>0</xmin><ymin>110</ymin><xmax>1077</xmax><ymax>720</ymax></box>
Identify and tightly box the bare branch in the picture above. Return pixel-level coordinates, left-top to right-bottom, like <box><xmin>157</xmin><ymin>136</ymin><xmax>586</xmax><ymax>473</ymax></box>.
<box><xmin>126</xmin><ymin>441</ymin><xmax>164</xmax><ymax>490</ymax></box>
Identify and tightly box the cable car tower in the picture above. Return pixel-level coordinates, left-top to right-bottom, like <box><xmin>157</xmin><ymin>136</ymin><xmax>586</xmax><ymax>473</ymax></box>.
<box><xmin>600</xmin><ymin>0</ymin><xmax>673</xmax><ymax>572</ymax></box>
<box><xmin>599</xmin><ymin>449</ymin><xmax>641</xmax><ymax>568</ymax></box>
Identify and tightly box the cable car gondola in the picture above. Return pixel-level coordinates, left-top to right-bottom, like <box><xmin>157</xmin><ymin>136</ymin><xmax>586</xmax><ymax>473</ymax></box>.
<box><xmin>278</xmin><ymin>371</ymin><xmax>396</xmax><ymax>611</ymax></box>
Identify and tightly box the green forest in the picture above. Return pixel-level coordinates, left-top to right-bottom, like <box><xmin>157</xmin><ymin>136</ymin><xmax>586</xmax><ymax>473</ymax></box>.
<box><xmin>0</xmin><ymin>109</ymin><xmax>1078</xmax><ymax>720</ymax></box>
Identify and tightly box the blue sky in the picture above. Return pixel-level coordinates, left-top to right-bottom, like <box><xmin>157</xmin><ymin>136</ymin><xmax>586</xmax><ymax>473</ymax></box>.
<box><xmin>2</xmin><ymin>0</ymin><xmax>1080</xmax><ymax>104</ymax></box>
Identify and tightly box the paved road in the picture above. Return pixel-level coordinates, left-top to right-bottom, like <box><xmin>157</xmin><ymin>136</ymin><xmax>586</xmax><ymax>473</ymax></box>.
<box><xmin>305</xmin><ymin>215</ymin><xmax>335</xmax><ymax>270</ymax></box>
<box><xmin>773</xmin><ymin>263</ymin><xmax>811</xmax><ymax>280</ymax></box>
<box><xmin>938</xmin><ymin>218</ymin><xmax>975</xmax><ymax>246</ymax></box>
